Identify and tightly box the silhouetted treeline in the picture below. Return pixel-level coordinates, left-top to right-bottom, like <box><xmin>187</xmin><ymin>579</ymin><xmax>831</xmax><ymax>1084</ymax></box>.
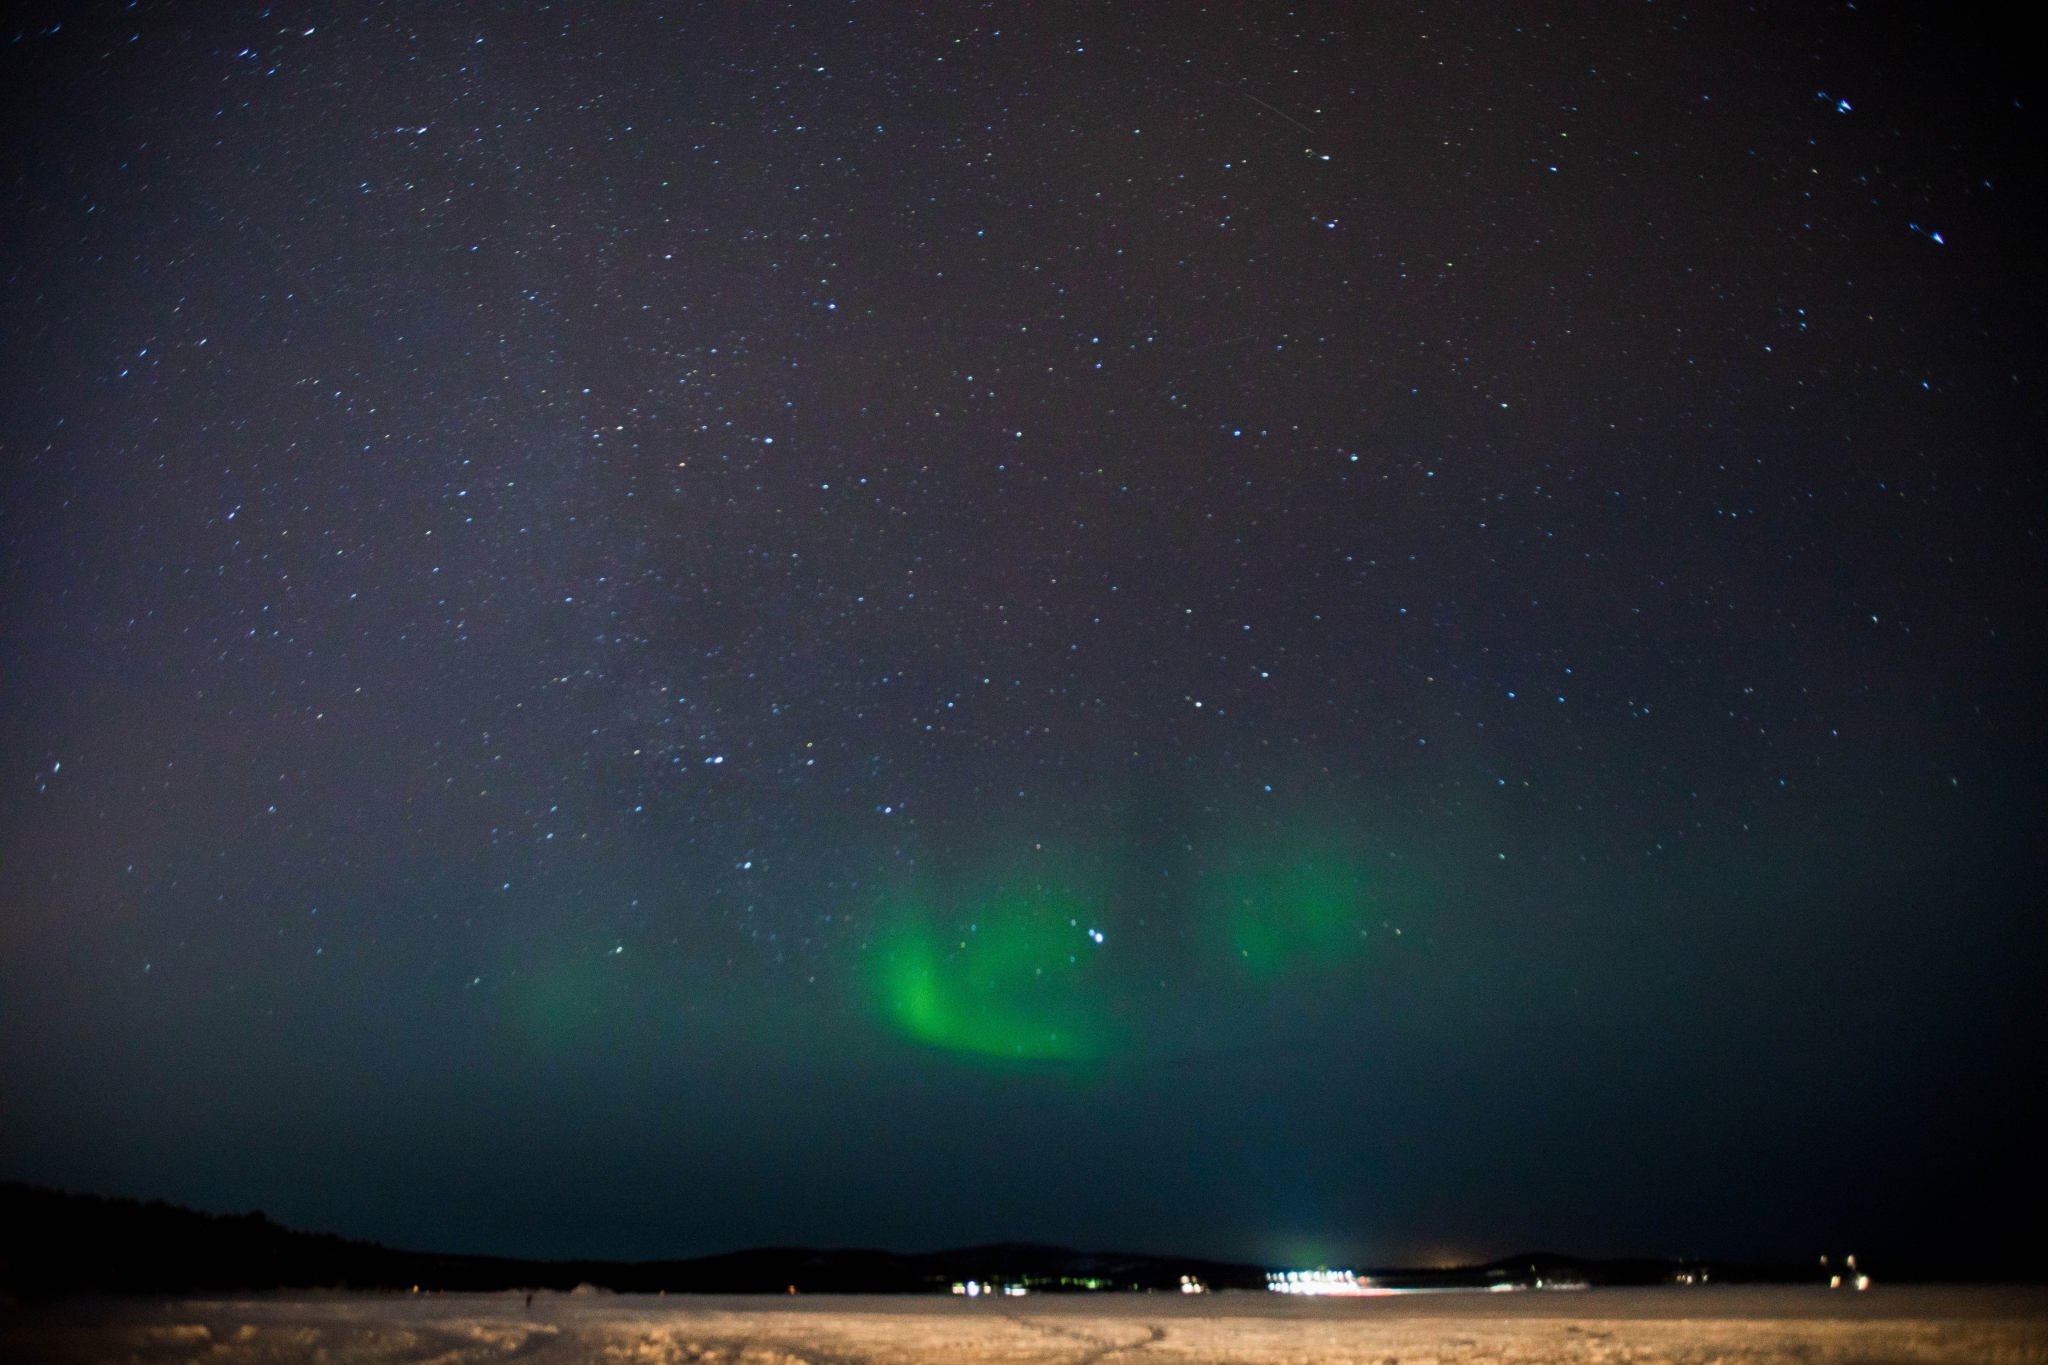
<box><xmin>1</xmin><ymin>1183</ymin><xmax>537</xmax><ymax>1299</ymax></box>
<box><xmin>0</xmin><ymin>1184</ymin><xmax>1266</xmax><ymax>1298</ymax></box>
<box><xmin>3</xmin><ymin>1183</ymin><xmax>2034</xmax><ymax>1301</ymax></box>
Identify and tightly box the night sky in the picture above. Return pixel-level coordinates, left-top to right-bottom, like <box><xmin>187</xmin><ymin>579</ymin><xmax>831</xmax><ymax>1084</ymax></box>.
<box><xmin>3</xmin><ymin>2</ymin><xmax>2041</xmax><ymax>1272</ymax></box>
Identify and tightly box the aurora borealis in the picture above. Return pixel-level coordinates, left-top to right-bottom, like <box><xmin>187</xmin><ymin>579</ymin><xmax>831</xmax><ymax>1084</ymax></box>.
<box><xmin>873</xmin><ymin>879</ymin><xmax>1117</xmax><ymax>1062</ymax></box>
<box><xmin>2</xmin><ymin>0</ymin><xmax>2041</xmax><ymax>1272</ymax></box>
<box><xmin>865</xmin><ymin>827</ymin><xmax>1404</xmax><ymax>1061</ymax></box>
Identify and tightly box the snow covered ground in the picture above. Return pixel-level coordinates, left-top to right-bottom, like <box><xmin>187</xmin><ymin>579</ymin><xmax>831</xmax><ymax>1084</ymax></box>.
<box><xmin>5</xmin><ymin>1284</ymin><xmax>2044</xmax><ymax>1363</ymax></box>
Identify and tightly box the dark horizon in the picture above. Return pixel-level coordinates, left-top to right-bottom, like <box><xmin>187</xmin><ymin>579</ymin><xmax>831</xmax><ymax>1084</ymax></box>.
<box><xmin>11</xmin><ymin>1182</ymin><xmax>2036</xmax><ymax>1300</ymax></box>
<box><xmin>3</xmin><ymin>0</ymin><xmax>2041</xmax><ymax>1275</ymax></box>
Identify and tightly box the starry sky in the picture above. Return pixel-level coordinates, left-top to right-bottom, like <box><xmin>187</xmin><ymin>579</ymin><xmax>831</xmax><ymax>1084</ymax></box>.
<box><xmin>2</xmin><ymin>2</ymin><xmax>2041</xmax><ymax>1272</ymax></box>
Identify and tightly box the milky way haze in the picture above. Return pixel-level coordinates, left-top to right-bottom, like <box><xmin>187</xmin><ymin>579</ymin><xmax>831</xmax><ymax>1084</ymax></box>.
<box><xmin>3</xmin><ymin>1</ymin><xmax>2040</xmax><ymax>1270</ymax></box>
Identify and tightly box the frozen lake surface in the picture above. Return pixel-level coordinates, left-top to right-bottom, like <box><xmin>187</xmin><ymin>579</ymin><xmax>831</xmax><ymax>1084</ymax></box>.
<box><xmin>6</xmin><ymin>1284</ymin><xmax>2045</xmax><ymax>1363</ymax></box>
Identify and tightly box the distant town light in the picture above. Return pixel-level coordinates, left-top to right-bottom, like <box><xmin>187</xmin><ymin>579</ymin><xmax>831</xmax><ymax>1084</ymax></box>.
<box><xmin>1266</xmin><ymin>1268</ymin><xmax>1380</xmax><ymax>1296</ymax></box>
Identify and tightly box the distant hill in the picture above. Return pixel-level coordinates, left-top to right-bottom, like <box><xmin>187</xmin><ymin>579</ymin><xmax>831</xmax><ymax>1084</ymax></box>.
<box><xmin>0</xmin><ymin>1184</ymin><xmax>1265</xmax><ymax>1299</ymax></box>
<box><xmin>4</xmin><ymin>1183</ymin><xmax>2032</xmax><ymax>1301</ymax></box>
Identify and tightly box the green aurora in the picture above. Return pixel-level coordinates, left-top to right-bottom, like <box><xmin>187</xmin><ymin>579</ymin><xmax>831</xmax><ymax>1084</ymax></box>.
<box><xmin>1214</xmin><ymin>835</ymin><xmax>1379</xmax><ymax>980</ymax></box>
<box><xmin>869</xmin><ymin>877</ymin><xmax>1115</xmax><ymax>1061</ymax></box>
<box><xmin>867</xmin><ymin>833</ymin><xmax>1394</xmax><ymax>1061</ymax></box>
